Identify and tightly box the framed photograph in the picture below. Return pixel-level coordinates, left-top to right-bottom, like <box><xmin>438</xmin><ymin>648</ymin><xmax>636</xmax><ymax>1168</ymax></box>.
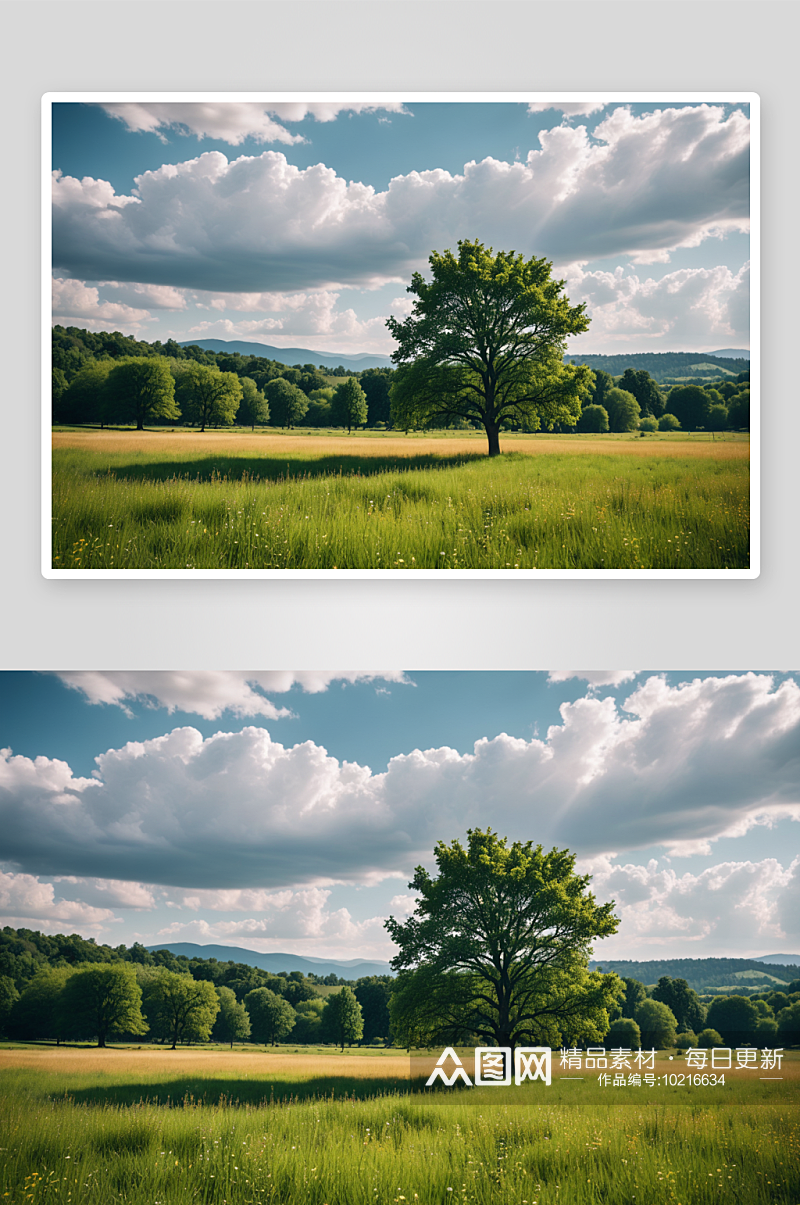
<box><xmin>44</xmin><ymin>93</ymin><xmax>758</xmax><ymax>578</ymax></box>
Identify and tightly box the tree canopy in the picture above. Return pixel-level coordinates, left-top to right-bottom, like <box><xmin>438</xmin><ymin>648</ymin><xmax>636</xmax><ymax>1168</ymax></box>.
<box><xmin>321</xmin><ymin>986</ymin><xmax>364</xmax><ymax>1049</ymax></box>
<box><xmin>104</xmin><ymin>357</ymin><xmax>179</xmax><ymax>430</ymax></box>
<box><xmin>385</xmin><ymin>829</ymin><xmax>622</xmax><ymax>1050</ymax></box>
<box><xmin>331</xmin><ymin>377</ymin><xmax>368</xmax><ymax>431</ymax></box>
<box><xmin>245</xmin><ymin>988</ymin><xmax>296</xmax><ymax>1045</ymax></box>
<box><xmin>59</xmin><ymin>964</ymin><xmax>148</xmax><ymax>1047</ymax></box>
<box><xmin>174</xmin><ymin>363</ymin><xmax>242</xmax><ymax>431</ymax></box>
<box><xmin>387</xmin><ymin>241</ymin><xmax>592</xmax><ymax>455</ymax></box>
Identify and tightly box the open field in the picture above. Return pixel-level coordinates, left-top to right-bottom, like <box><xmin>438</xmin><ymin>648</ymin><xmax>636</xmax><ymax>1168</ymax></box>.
<box><xmin>1</xmin><ymin>1045</ymin><xmax>797</xmax><ymax>1204</ymax></box>
<box><xmin>51</xmin><ymin>430</ymin><xmax>750</xmax><ymax>571</ymax></box>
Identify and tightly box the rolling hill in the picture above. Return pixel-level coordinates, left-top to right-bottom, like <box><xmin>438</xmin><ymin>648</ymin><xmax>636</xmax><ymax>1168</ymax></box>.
<box><xmin>146</xmin><ymin>942</ymin><xmax>394</xmax><ymax>979</ymax></box>
<box><xmin>178</xmin><ymin>339</ymin><xmax>393</xmax><ymax>372</ymax></box>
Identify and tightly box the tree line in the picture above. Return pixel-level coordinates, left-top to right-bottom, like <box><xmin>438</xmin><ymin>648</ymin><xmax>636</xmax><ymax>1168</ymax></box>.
<box><xmin>52</xmin><ymin>326</ymin><xmax>392</xmax><ymax>431</ymax></box>
<box><xmin>0</xmin><ymin>928</ymin><xmax>391</xmax><ymax>1049</ymax></box>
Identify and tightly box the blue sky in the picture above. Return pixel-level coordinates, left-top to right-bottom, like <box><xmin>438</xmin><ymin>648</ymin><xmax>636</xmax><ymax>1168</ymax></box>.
<box><xmin>1</xmin><ymin>670</ymin><xmax>796</xmax><ymax>963</ymax></box>
<box><xmin>50</xmin><ymin>97</ymin><xmax>751</xmax><ymax>358</ymax></box>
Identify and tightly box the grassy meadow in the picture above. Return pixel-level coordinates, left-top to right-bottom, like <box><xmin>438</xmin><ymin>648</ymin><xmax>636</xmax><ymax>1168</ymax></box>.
<box><xmin>1</xmin><ymin>1044</ymin><xmax>797</xmax><ymax>1205</ymax></box>
<box><xmin>51</xmin><ymin>429</ymin><xmax>750</xmax><ymax>571</ymax></box>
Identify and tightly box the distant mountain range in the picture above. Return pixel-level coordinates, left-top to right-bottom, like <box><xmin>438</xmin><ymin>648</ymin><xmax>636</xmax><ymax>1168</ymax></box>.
<box><xmin>178</xmin><ymin>339</ymin><xmax>393</xmax><ymax>372</ymax></box>
<box><xmin>752</xmin><ymin>953</ymin><xmax>800</xmax><ymax>965</ymax></box>
<box><xmin>147</xmin><ymin>942</ymin><xmax>394</xmax><ymax>979</ymax></box>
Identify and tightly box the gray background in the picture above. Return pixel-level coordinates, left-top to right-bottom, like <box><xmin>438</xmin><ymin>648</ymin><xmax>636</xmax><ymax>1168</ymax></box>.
<box><xmin>2</xmin><ymin>1</ymin><xmax>794</xmax><ymax>671</ymax></box>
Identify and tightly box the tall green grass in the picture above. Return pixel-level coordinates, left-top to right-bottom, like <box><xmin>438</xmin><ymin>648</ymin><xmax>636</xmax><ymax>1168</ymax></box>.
<box><xmin>1</xmin><ymin>1061</ymin><xmax>797</xmax><ymax>1204</ymax></box>
<box><xmin>52</xmin><ymin>449</ymin><xmax>749</xmax><ymax>570</ymax></box>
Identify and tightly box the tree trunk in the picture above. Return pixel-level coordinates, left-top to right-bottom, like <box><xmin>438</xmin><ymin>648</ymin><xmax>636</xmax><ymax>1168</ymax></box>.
<box><xmin>485</xmin><ymin>423</ymin><xmax>501</xmax><ymax>457</ymax></box>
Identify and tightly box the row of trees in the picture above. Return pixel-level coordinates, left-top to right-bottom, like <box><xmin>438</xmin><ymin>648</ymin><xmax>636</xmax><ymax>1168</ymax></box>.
<box><xmin>574</xmin><ymin>370</ymin><xmax>750</xmax><ymax>434</ymax></box>
<box><xmin>52</xmin><ymin>326</ymin><xmax>393</xmax><ymax>430</ymax></box>
<box><xmin>55</xmin><ymin>357</ymin><xmax>377</xmax><ymax>433</ymax></box>
<box><xmin>0</xmin><ymin>962</ymin><xmax>378</xmax><ymax>1051</ymax></box>
<box><xmin>602</xmin><ymin>974</ymin><xmax>800</xmax><ymax>1049</ymax></box>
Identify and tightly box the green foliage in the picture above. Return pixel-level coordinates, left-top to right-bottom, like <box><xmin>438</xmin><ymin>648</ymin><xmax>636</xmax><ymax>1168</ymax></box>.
<box><xmin>707</xmin><ymin>403</ymin><xmax>729</xmax><ymax>431</ymax></box>
<box><xmin>777</xmin><ymin>1000</ymin><xmax>800</xmax><ymax>1045</ymax></box>
<box><xmin>605</xmin><ymin>1017</ymin><xmax>641</xmax><ymax>1048</ymax></box>
<box><xmin>173</xmin><ymin>362</ymin><xmax>242</xmax><ymax>431</ymax></box>
<box><xmin>265</xmin><ymin>378</ymin><xmax>309</xmax><ymax>428</ymax></box>
<box><xmin>359</xmin><ymin>369</ymin><xmax>393</xmax><ymax>427</ymax></box>
<box><xmin>705</xmin><ymin>995</ymin><xmax>760</xmax><ymax>1046</ymax></box>
<box><xmin>60</xmin><ymin>964</ymin><xmax>148</xmax><ymax>1047</ymax></box>
<box><xmin>0</xmin><ymin>975</ymin><xmax>19</xmax><ymax>1033</ymax></box>
<box><xmin>211</xmin><ymin>985</ymin><xmax>251</xmax><ymax>1047</ymax></box>
<box><xmin>57</xmin><ymin>361</ymin><xmax>115</xmax><ymax>425</ymax></box>
<box><xmin>245</xmin><ymin>988</ymin><xmax>296</xmax><ymax>1045</ymax></box>
<box><xmin>354</xmin><ymin>978</ymin><xmax>392</xmax><ymax>1044</ymax></box>
<box><xmin>617</xmin><ymin>368</ymin><xmax>665</xmax><ymax>417</ymax></box>
<box><xmin>7</xmin><ymin>967</ymin><xmax>75</xmax><ymax>1042</ymax></box>
<box><xmin>235</xmin><ymin>377</ymin><xmax>269</xmax><ymax>429</ymax></box>
<box><xmin>292</xmin><ymin>998</ymin><xmax>326</xmax><ymax>1043</ymax></box>
<box><xmin>675</xmin><ymin>1030</ymin><xmax>698</xmax><ymax>1050</ymax></box>
<box><xmin>567</xmin><ymin>350</ymin><xmax>749</xmax><ymax>382</ymax></box>
<box><xmin>321</xmin><ymin>986</ymin><xmax>364</xmax><ymax>1050</ymax></box>
<box><xmin>728</xmin><ymin>389</ymin><xmax>750</xmax><ymax>430</ymax></box>
<box><xmin>588</xmin><ymin>369</ymin><xmax>614</xmax><ymax>409</ymax></box>
<box><xmin>386</xmin><ymin>829</ymin><xmax>622</xmax><ymax>1049</ymax></box>
<box><xmin>665</xmin><ymin>385</ymin><xmax>711</xmax><ymax>431</ymax></box>
<box><xmin>331</xmin><ymin>377</ymin><xmax>369</xmax><ymax>431</ymax></box>
<box><xmin>387</xmin><ymin>240</ymin><xmax>592</xmax><ymax>455</ymax></box>
<box><xmin>638</xmin><ymin>416</ymin><xmax>658</xmax><ymax>432</ymax></box>
<box><xmin>697</xmin><ymin>1027</ymin><xmax>724</xmax><ymax>1048</ymax></box>
<box><xmin>576</xmin><ymin>404</ymin><xmax>609</xmax><ymax>433</ymax></box>
<box><xmin>658</xmin><ymin>412</ymin><xmax>681</xmax><ymax>431</ymax></box>
<box><xmin>604</xmin><ymin>387</ymin><xmax>640</xmax><ymax>433</ymax></box>
<box><xmin>139</xmin><ymin>968</ymin><xmax>219</xmax><ymax>1047</ymax></box>
<box><xmin>634</xmin><ymin>998</ymin><xmax>677</xmax><ymax>1049</ymax></box>
<box><xmin>651</xmin><ymin>977</ymin><xmax>706</xmax><ymax>1032</ymax></box>
<box><xmin>104</xmin><ymin>358</ymin><xmax>180</xmax><ymax>430</ymax></box>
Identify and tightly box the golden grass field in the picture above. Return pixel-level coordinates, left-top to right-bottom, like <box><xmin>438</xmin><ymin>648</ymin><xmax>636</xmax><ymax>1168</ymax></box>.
<box><xmin>52</xmin><ymin>428</ymin><xmax>750</xmax><ymax>461</ymax></box>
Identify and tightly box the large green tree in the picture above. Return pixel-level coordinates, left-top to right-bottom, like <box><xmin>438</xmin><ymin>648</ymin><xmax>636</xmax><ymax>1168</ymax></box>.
<box><xmin>385</xmin><ymin>829</ymin><xmax>622</xmax><ymax>1051</ymax></box>
<box><xmin>331</xmin><ymin>377</ymin><xmax>368</xmax><ymax>432</ymax></box>
<box><xmin>265</xmin><ymin>378</ymin><xmax>309</xmax><ymax>428</ymax></box>
<box><xmin>651</xmin><ymin>977</ymin><xmax>706</xmax><ymax>1032</ymax></box>
<box><xmin>104</xmin><ymin>357</ymin><xmax>180</xmax><ymax>430</ymax></box>
<box><xmin>604</xmin><ymin>387</ymin><xmax>640</xmax><ymax>433</ymax></box>
<box><xmin>174</xmin><ymin>363</ymin><xmax>242</xmax><ymax>432</ymax></box>
<box><xmin>140</xmin><ymin>968</ymin><xmax>219</xmax><ymax>1048</ymax></box>
<box><xmin>245</xmin><ymin>988</ymin><xmax>296</xmax><ymax>1045</ymax></box>
<box><xmin>387</xmin><ymin>241</ymin><xmax>592</xmax><ymax>456</ymax></box>
<box><xmin>59</xmin><ymin>964</ymin><xmax>148</xmax><ymax>1047</ymax></box>
<box><xmin>237</xmin><ymin>377</ymin><xmax>270</xmax><ymax>430</ymax></box>
<box><xmin>664</xmin><ymin>385</ymin><xmax>711</xmax><ymax>431</ymax></box>
<box><xmin>617</xmin><ymin>368</ymin><xmax>665</xmax><ymax>418</ymax></box>
<box><xmin>321</xmin><ymin>986</ymin><xmax>364</xmax><ymax>1050</ymax></box>
<box><xmin>212</xmin><ymin>985</ymin><xmax>251</xmax><ymax>1047</ymax></box>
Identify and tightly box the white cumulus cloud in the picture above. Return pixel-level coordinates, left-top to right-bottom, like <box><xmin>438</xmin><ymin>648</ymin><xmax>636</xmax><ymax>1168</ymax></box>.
<box><xmin>98</xmin><ymin>101</ymin><xmax>409</xmax><ymax>146</ymax></box>
<box><xmin>52</xmin><ymin>105</ymin><xmax>749</xmax><ymax>295</ymax></box>
<box><xmin>585</xmin><ymin>855</ymin><xmax>800</xmax><ymax>958</ymax></box>
<box><xmin>548</xmin><ymin>671</ymin><xmax>639</xmax><ymax>687</ymax></box>
<box><xmin>52</xmin><ymin>670</ymin><xmax>410</xmax><ymax>720</ymax></box>
<box><xmin>3</xmin><ymin>675</ymin><xmax>799</xmax><ymax>893</ymax></box>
